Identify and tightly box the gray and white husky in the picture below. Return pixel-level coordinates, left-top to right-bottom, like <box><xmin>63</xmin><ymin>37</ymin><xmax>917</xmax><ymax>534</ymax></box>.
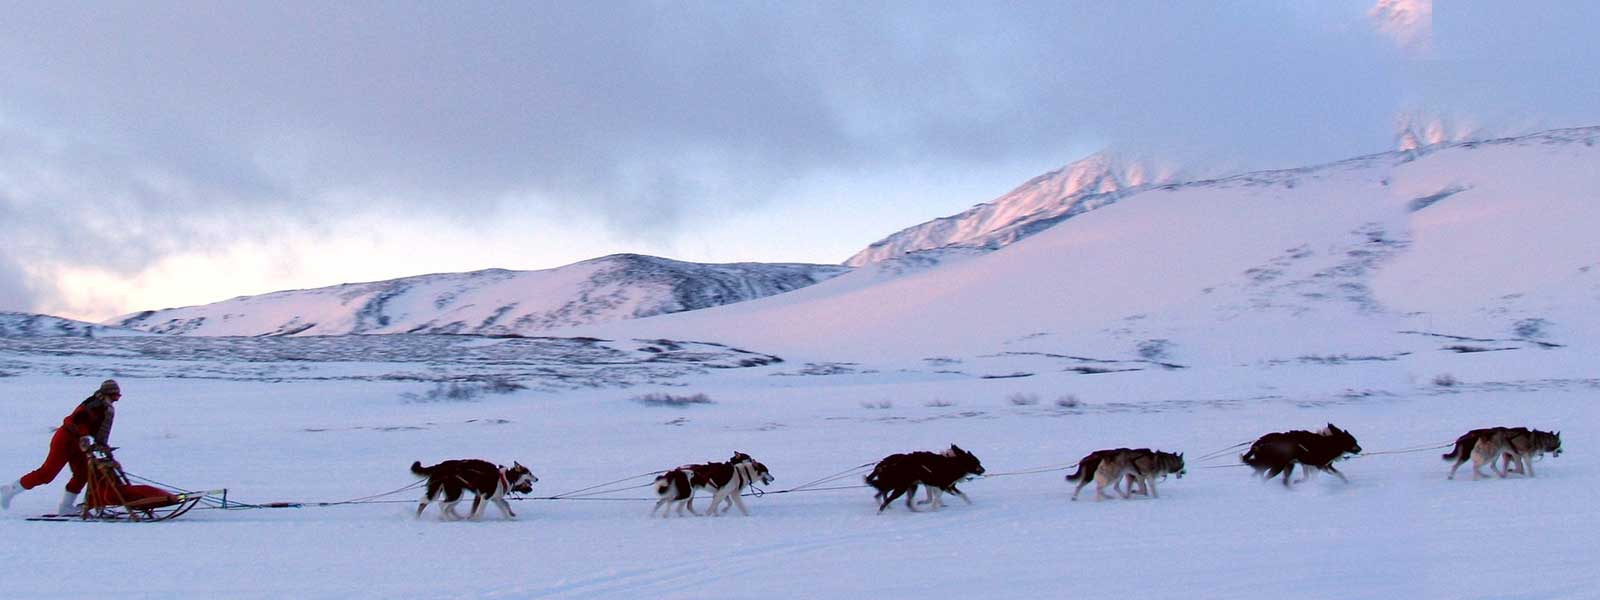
<box><xmin>1066</xmin><ymin>448</ymin><xmax>1185</xmax><ymax>501</ymax></box>
<box><xmin>1444</xmin><ymin>427</ymin><xmax>1562</xmax><ymax>480</ymax></box>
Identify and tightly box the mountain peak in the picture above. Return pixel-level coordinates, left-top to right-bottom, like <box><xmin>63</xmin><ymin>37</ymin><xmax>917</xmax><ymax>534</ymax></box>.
<box><xmin>844</xmin><ymin>151</ymin><xmax>1169</xmax><ymax>266</ymax></box>
<box><xmin>1019</xmin><ymin>151</ymin><xmax>1157</xmax><ymax>199</ymax></box>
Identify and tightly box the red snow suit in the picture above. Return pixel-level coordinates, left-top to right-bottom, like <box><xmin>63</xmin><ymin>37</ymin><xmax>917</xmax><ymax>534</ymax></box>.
<box><xmin>19</xmin><ymin>393</ymin><xmax>117</xmax><ymax>493</ymax></box>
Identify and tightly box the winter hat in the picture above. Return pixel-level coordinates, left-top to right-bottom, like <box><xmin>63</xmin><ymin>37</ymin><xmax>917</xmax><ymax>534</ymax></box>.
<box><xmin>97</xmin><ymin>379</ymin><xmax>121</xmax><ymax>396</ymax></box>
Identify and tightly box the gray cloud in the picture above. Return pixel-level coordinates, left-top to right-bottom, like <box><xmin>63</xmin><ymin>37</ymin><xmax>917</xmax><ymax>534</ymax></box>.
<box><xmin>1</xmin><ymin>1</ymin><xmax>1596</xmax><ymax>315</ymax></box>
<box><xmin>0</xmin><ymin>222</ymin><xmax>36</xmax><ymax>312</ymax></box>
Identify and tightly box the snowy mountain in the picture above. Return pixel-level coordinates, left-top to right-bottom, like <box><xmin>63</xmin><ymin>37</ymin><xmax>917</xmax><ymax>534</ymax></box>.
<box><xmin>108</xmin><ymin>254</ymin><xmax>849</xmax><ymax>337</ymax></box>
<box><xmin>584</xmin><ymin>126</ymin><xmax>1600</xmax><ymax>366</ymax></box>
<box><xmin>0</xmin><ymin>311</ymin><xmax>151</xmax><ymax>337</ymax></box>
<box><xmin>843</xmin><ymin>152</ymin><xmax>1168</xmax><ymax>266</ymax></box>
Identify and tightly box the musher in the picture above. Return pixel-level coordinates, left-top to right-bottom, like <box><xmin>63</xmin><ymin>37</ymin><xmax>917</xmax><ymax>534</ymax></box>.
<box><xmin>1</xmin><ymin>379</ymin><xmax>123</xmax><ymax>514</ymax></box>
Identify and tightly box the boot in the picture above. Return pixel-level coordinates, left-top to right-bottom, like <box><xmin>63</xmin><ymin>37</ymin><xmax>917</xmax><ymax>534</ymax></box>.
<box><xmin>57</xmin><ymin>489</ymin><xmax>80</xmax><ymax>516</ymax></box>
<box><xmin>0</xmin><ymin>480</ymin><xmax>22</xmax><ymax>510</ymax></box>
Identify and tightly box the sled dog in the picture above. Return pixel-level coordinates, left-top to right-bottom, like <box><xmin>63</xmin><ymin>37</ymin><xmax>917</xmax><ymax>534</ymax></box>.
<box><xmin>1240</xmin><ymin>424</ymin><xmax>1361</xmax><ymax>488</ymax></box>
<box><xmin>1066</xmin><ymin>448</ymin><xmax>1185</xmax><ymax>501</ymax></box>
<box><xmin>865</xmin><ymin>445</ymin><xmax>985</xmax><ymax>513</ymax></box>
<box><xmin>651</xmin><ymin>452</ymin><xmax>774</xmax><ymax>517</ymax></box>
<box><xmin>1443</xmin><ymin>427</ymin><xmax>1562</xmax><ymax>480</ymax></box>
<box><xmin>411</xmin><ymin>459</ymin><xmax>536</xmax><ymax>520</ymax></box>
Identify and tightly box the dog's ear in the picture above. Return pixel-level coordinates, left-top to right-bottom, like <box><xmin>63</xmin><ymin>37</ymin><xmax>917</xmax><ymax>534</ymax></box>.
<box><xmin>514</xmin><ymin>461</ymin><xmax>524</xmax><ymax>469</ymax></box>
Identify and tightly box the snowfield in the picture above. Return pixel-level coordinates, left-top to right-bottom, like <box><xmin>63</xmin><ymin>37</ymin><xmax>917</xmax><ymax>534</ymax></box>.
<box><xmin>0</xmin><ymin>340</ymin><xmax>1595</xmax><ymax>599</ymax></box>
<box><xmin>3</xmin><ymin>128</ymin><xmax>1599</xmax><ymax>599</ymax></box>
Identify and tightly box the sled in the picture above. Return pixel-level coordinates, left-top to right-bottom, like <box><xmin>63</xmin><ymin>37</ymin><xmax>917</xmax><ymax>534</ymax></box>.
<box><xmin>27</xmin><ymin>442</ymin><xmax>223</xmax><ymax>522</ymax></box>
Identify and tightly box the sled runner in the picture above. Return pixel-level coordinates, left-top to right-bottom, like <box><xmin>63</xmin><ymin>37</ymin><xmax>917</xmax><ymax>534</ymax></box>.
<box><xmin>27</xmin><ymin>441</ymin><xmax>223</xmax><ymax>522</ymax></box>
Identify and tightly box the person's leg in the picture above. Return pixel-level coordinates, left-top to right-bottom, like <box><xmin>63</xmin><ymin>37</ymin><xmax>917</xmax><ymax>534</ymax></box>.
<box><xmin>19</xmin><ymin>429</ymin><xmax>74</xmax><ymax>489</ymax></box>
<box><xmin>6</xmin><ymin>430</ymin><xmax>74</xmax><ymax>510</ymax></box>
<box><xmin>64</xmin><ymin>450</ymin><xmax>89</xmax><ymax>494</ymax></box>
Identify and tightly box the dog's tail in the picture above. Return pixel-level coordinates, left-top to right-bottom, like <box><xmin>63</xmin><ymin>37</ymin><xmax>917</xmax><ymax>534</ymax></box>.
<box><xmin>1064</xmin><ymin>456</ymin><xmax>1098</xmax><ymax>482</ymax></box>
<box><xmin>863</xmin><ymin>463</ymin><xmax>886</xmax><ymax>489</ymax></box>
<box><xmin>411</xmin><ymin>461</ymin><xmax>432</xmax><ymax>477</ymax></box>
<box><xmin>653</xmin><ymin>472</ymin><xmax>671</xmax><ymax>495</ymax></box>
<box><xmin>1239</xmin><ymin>444</ymin><xmax>1266</xmax><ymax>469</ymax></box>
<box><xmin>655</xmin><ymin>469</ymin><xmax>689</xmax><ymax>499</ymax></box>
<box><xmin>1442</xmin><ymin>436</ymin><xmax>1473</xmax><ymax>461</ymax></box>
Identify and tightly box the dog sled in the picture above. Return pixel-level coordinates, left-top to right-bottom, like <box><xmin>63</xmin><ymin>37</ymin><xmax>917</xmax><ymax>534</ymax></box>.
<box><xmin>28</xmin><ymin>440</ymin><xmax>223</xmax><ymax>522</ymax></box>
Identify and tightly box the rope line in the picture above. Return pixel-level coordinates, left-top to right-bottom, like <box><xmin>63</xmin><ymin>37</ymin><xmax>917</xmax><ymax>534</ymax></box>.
<box><xmin>783</xmin><ymin>462</ymin><xmax>877</xmax><ymax>492</ymax></box>
<box><xmin>1353</xmin><ymin>442</ymin><xmax>1454</xmax><ymax>458</ymax></box>
<box><xmin>545</xmin><ymin>470</ymin><xmax>666</xmax><ymax>499</ymax></box>
<box><xmin>979</xmin><ymin>463</ymin><xmax>1078</xmax><ymax>478</ymax></box>
<box><xmin>312</xmin><ymin>480</ymin><xmax>427</xmax><ymax>506</ymax></box>
<box><xmin>542</xmin><ymin>481</ymin><xmax>657</xmax><ymax>499</ymax></box>
<box><xmin>1192</xmin><ymin>441</ymin><xmax>1253</xmax><ymax>462</ymax></box>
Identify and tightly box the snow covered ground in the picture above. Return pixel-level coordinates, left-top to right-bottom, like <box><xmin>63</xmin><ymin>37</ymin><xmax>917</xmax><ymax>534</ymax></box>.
<box><xmin>0</xmin><ymin>342</ymin><xmax>1594</xmax><ymax>599</ymax></box>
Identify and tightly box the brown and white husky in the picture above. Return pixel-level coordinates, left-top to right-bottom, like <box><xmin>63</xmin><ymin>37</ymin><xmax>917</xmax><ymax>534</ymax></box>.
<box><xmin>1444</xmin><ymin>427</ymin><xmax>1562</xmax><ymax>480</ymax></box>
<box><xmin>411</xmin><ymin>459</ymin><xmax>537</xmax><ymax>521</ymax></box>
<box><xmin>652</xmin><ymin>452</ymin><xmax>774</xmax><ymax>517</ymax></box>
<box><xmin>1066</xmin><ymin>448</ymin><xmax>1185</xmax><ymax>501</ymax></box>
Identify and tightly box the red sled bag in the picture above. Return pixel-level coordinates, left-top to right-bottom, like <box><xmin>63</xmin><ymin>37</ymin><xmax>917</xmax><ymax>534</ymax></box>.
<box><xmin>86</xmin><ymin>482</ymin><xmax>183</xmax><ymax>510</ymax></box>
<box><xmin>63</xmin><ymin>437</ymin><xmax>218</xmax><ymax>521</ymax></box>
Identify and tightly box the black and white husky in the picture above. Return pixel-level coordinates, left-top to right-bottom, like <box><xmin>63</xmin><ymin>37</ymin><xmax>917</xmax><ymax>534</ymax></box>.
<box><xmin>652</xmin><ymin>452</ymin><xmax>774</xmax><ymax>517</ymax></box>
<box><xmin>411</xmin><ymin>459</ymin><xmax>537</xmax><ymax>521</ymax></box>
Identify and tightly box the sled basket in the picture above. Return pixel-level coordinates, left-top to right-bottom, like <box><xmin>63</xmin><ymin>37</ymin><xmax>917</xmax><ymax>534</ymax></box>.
<box><xmin>57</xmin><ymin>444</ymin><xmax>222</xmax><ymax>522</ymax></box>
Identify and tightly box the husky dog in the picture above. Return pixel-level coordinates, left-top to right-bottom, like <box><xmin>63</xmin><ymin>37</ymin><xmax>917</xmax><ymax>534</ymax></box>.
<box><xmin>411</xmin><ymin>459</ymin><xmax>537</xmax><ymax>521</ymax></box>
<box><xmin>1123</xmin><ymin>450</ymin><xmax>1185</xmax><ymax>498</ymax></box>
<box><xmin>1066</xmin><ymin>448</ymin><xmax>1132</xmax><ymax>501</ymax></box>
<box><xmin>865</xmin><ymin>445</ymin><xmax>985</xmax><ymax>513</ymax></box>
<box><xmin>1443</xmin><ymin>427</ymin><xmax>1522</xmax><ymax>480</ymax></box>
<box><xmin>1240</xmin><ymin>424</ymin><xmax>1361</xmax><ymax>488</ymax></box>
<box><xmin>651</xmin><ymin>452</ymin><xmax>774</xmax><ymax>517</ymax></box>
<box><xmin>1444</xmin><ymin>427</ymin><xmax>1562</xmax><ymax>480</ymax></box>
<box><xmin>1066</xmin><ymin>448</ymin><xmax>1186</xmax><ymax>501</ymax></box>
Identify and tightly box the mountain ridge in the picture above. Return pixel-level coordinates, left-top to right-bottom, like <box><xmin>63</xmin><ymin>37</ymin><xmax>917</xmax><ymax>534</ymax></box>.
<box><xmin>107</xmin><ymin>253</ymin><xmax>849</xmax><ymax>337</ymax></box>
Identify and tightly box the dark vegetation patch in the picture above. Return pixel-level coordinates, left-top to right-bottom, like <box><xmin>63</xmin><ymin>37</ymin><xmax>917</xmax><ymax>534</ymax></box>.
<box><xmin>631</xmin><ymin>392</ymin><xmax>714</xmax><ymax>407</ymax></box>
<box><xmin>1443</xmin><ymin>345</ymin><xmax>1517</xmax><ymax>354</ymax></box>
<box><xmin>772</xmin><ymin>362</ymin><xmax>876</xmax><ymax>376</ymax></box>
<box><xmin>402</xmin><ymin>378</ymin><xmax>527</xmax><ymax>403</ymax></box>
<box><xmin>1068</xmin><ymin>366</ymin><xmax>1142</xmax><ymax>375</ymax></box>
<box><xmin>1294</xmin><ymin>353</ymin><xmax>1406</xmax><ymax>365</ymax></box>
<box><xmin>1408</xmin><ymin>184</ymin><xmax>1469</xmax><ymax>212</ymax></box>
<box><xmin>980</xmin><ymin>372</ymin><xmax>1034</xmax><ymax>379</ymax></box>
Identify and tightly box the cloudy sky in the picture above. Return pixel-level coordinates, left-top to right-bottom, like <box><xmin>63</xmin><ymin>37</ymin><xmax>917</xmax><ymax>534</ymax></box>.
<box><xmin>1</xmin><ymin>1</ymin><xmax>1596</xmax><ymax>321</ymax></box>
